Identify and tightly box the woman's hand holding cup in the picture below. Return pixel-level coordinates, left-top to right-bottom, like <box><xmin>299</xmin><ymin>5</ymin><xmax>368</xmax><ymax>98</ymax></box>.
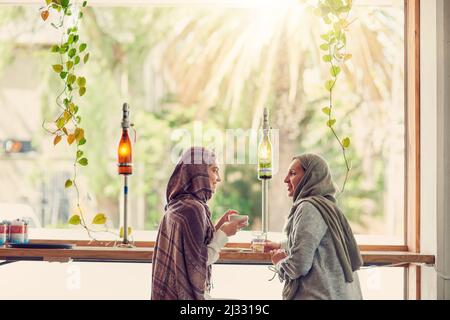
<box><xmin>220</xmin><ymin>219</ymin><xmax>248</xmax><ymax>237</ymax></box>
<box><xmin>215</xmin><ymin>209</ymin><xmax>238</xmax><ymax>231</ymax></box>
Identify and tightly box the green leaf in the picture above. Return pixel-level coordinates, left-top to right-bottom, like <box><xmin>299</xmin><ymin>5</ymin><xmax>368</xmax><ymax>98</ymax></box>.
<box><xmin>330</xmin><ymin>66</ymin><xmax>341</xmax><ymax>77</ymax></box>
<box><xmin>79</xmin><ymin>43</ymin><xmax>87</xmax><ymax>53</ymax></box>
<box><xmin>341</xmin><ymin>33</ymin><xmax>347</xmax><ymax>45</ymax></box>
<box><xmin>83</xmin><ymin>1</ymin><xmax>88</xmax><ymax>7</ymax></box>
<box><xmin>68</xmin><ymin>215</ymin><xmax>81</xmax><ymax>225</ymax></box>
<box><xmin>67</xmin><ymin>34</ymin><xmax>74</xmax><ymax>44</ymax></box>
<box><xmin>325</xmin><ymin>80</ymin><xmax>335</xmax><ymax>91</ymax></box>
<box><xmin>59</xmin><ymin>71</ymin><xmax>67</xmax><ymax>79</ymax></box>
<box><xmin>79</xmin><ymin>87</ymin><xmax>86</xmax><ymax>96</ymax></box>
<box><xmin>68</xmin><ymin>102</ymin><xmax>76</xmax><ymax>114</ymax></box>
<box><xmin>56</xmin><ymin>117</ymin><xmax>65</xmax><ymax>129</ymax></box>
<box><xmin>320</xmin><ymin>34</ymin><xmax>330</xmax><ymax>42</ymax></box>
<box><xmin>60</xmin><ymin>44</ymin><xmax>68</xmax><ymax>53</ymax></box>
<box><xmin>78</xmin><ymin>158</ymin><xmax>88</xmax><ymax>166</ymax></box>
<box><xmin>67</xmin><ymin>74</ymin><xmax>76</xmax><ymax>85</ymax></box>
<box><xmin>50</xmin><ymin>45</ymin><xmax>60</xmax><ymax>53</ymax></box>
<box><xmin>322</xmin><ymin>55</ymin><xmax>332</xmax><ymax>62</ymax></box>
<box><xmin>76</xmin><ymin>116</ymin><xmax>82</xmax><ymax>124</ymax></box>
<box><xmin>92</xmin><ymin>213</ymin><xmax>107</xmax><ymax>225</ymax></box>
<box><xmin>78</xmin><ymin>137</ymin><xmax>86</xmax><ymax>146</ymax></box>
<box><xmin>73</xmin><ymin>35</ymin><xmax>79</xmax><ymax>43</ymax></box>
<box><xmin>66</xmin><ymin>60</ymin><xmax>74</xmax><ymax>70</ymax></box>
<box><xmin>61</xmin><ymin>0</ymin><xmax>70</xmax><ymax>8</ymax></box>
<box><xmin>52</xmin><ymin>64</ymin><xmax>63</xmax><ymax>73</ymax></box>
<box><xmin>74</xmin><ymin>56</ymin><xmax>80</xmax><ymax>65</ymax></box>
<box><xmin>322</xmin><ymin>107</ymin><xmax>331</xmax><ymax>116</ymax></box>
<box><xmin>45</xmin><ymin>0</ymin><xmax>52</xmax><ymax>5</ymax></box>
<box><xmin>342</xmin><ymin>137</ymin><xmax>351</xmax><ymax>148</ymax></box>
<box><xmin>120</xmin><ymin>226</ymin><xmax>133</xmax><ymax>238</ymax></box>
<box><xmin>77</xmin><ymin>150</ymin><xmax>84</xmax><ymax>159</ymax></box>
<box><xmin>327</xmin><ymin>119</ymin><xmax>337</xmax><ymax>127</ymax></box>
<box><xmin>77</xmin><ymin>76</ymin><xmax>86</xmax><ymax>87</ymax></box>
<box><xmin>79</xmin><ymin>12</ymin><xmax>83</xmax><ymax>19</ymax></box>
<box><xmin>68</xmin><ymin>48</ymin><xmax>76</xmax><ymax>58</ymax></box>
<box><xmin>334</xmin><ymin>23</ymin><xmax>342</xmax><ymax>32</ymax></box>
<box><xmin>65</xmin><ymin>179</ymin><xmax>73</xmax><ymax>188</ymax></box>
<box><xmin>83</xmin><ymin>53</ymin><xmax>90</xmax><ymax>64</ymax></box>
<box><xmin>320</xmin><ymin>44</ymin><xmax>329</xmax><ymax>51</ymax></box>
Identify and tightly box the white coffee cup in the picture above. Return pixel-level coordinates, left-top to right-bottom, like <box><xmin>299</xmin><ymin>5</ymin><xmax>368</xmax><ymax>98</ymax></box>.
<box><xmin>229</xmin><ymin>214</ymin><xmax>249</xmax><ymax>224</ymax></box>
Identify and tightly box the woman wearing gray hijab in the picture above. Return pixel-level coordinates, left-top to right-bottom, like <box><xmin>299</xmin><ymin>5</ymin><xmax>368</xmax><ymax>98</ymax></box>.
<box><xmin>265</xmin><ymin>153</ymin><xmax>363</xmax><ymax>300</ymax></box>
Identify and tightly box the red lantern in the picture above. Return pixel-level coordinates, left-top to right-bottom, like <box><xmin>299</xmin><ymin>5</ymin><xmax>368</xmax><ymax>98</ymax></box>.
<box><xmin>118</xmin><ymin>129</ymin><xmax>132</xmax><ymax>175</ymax></box>
<box><xmin>117</xmin><ymin>103</ymin><xmax>133</xmax><ymax>247</ymax></box>
<box><xmin>118</xmin><ymin>104</ymin><xmax>133</xmax><ymax>175</ymax></box>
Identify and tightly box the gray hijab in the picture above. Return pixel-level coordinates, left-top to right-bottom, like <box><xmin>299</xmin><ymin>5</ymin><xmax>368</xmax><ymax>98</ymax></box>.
<box><xmin>284</xmin><ymin>154</ymin><xmax>363</xmax><ymax>285</ymax></box>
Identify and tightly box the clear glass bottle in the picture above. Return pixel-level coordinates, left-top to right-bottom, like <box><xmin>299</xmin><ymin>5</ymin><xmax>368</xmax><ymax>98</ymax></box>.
<box><xmin>258</xmin><ymin>108</ymin><xmax>272</xmax><ymax>180</ymax></box>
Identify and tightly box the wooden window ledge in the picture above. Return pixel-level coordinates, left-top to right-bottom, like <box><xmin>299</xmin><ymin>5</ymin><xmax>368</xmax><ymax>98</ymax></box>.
<box><xmin>0</xmin><ymin>241</ymin><xmax>435</xmax><ymax>267</ymax></box>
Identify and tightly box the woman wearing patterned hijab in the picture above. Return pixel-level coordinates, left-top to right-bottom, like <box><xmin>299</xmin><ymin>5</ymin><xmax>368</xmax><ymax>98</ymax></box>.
<box><xmin>151</xmin><ymin>147</ymin><xmax>247</xmax><ymax>300</ymax></box>
<box><xmin>265</xmin><ymin>153</ymin><xmax>363</xmax><ymax>300</ymax></box>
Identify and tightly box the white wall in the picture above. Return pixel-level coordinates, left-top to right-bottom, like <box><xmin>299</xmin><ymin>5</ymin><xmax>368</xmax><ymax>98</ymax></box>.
<box><xmin>0</xmin><ymin>261</ymin><xmax>404</xmax><ymax>300</ymax></box>
<box><xmin>420</xmin><ymin>0</ymin><xmax>438</xmax><ymax>300</ymax></box>
<box><xmin>420</xmin><ymin>0</ymin><xmax>450</xmax><ymax>300</ymax></box>
<box><xmin>435</xmin><ymin>0</ymin><xmax>450</xmax><ymax>300</ymax></box>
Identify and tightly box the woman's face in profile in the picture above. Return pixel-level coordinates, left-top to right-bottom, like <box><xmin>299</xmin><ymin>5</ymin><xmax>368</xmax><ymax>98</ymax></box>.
<box><xmin>208</xmin><ymin>162</ymin><xmax>221</xmax><ymax>193</ymax></box>
<box><xmin>283</xmin><ymin>159</ymin><xmax>305</xmax><ymax>197</ymax></box>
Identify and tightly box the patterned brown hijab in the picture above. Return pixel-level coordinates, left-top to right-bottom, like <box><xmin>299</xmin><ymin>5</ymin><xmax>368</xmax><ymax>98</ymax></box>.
<box><xmin>166</xmin><ymin>147</ymin><xmax>215</xmax><ymax>205</ymax></box>
<box><xmin>152</xmin><ymin>147</ymin><xmax>216</xmax><ymax>300</ymax></box>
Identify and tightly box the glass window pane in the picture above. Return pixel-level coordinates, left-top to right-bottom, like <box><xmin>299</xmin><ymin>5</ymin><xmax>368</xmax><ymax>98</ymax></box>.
<box><xmin>0</xmin><ymin>1</ymin><xmax>405</xmax><ymax>244</ymax></box>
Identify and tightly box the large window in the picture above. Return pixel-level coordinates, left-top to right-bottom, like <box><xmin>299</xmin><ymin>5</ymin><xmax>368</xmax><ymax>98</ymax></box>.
<box><xmin>0</xmin><ymin>0</ymin><xmax>423</xmax><ymax>301</ymax></box>
<box><xmin>0</xmin><ymin>0</ymin><xmax>409</xmax><ymax>246</ymax></box>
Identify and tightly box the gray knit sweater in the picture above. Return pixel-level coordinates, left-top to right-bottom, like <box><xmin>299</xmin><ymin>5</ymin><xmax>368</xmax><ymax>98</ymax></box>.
<box><xmin>275</xmin><ymin>201</ymin><xmax>363</xmax><ymax>300</ymax></box>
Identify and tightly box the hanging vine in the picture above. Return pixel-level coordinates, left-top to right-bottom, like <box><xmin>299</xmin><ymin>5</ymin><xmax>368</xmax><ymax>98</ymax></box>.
<box><xmin>40</xmin><ymin>0</ymin><xmax>125</xmax><ymax>240</ymax></box>
<box><xmin>315</xmin><ymin>0</ymin><xmax>353</xmax><ymax>192</ymax></box>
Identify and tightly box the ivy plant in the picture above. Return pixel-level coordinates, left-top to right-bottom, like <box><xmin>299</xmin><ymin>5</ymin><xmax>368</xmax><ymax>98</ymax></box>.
<box><xmin>40</xmin><ymin>0</ymin><xmax>125</xmax><ymax>240</ymax></box>
<box><xmin>315</xmin><ymin>0</ymin><xmax>353</xmax><ymax>192</ymax></box>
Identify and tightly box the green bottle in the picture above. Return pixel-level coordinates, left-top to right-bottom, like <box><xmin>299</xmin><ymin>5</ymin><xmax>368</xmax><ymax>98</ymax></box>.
<box><xmin>258</xmin><ymin>108</ymin><xmax>272</xmax><ymax>180</ymax></box>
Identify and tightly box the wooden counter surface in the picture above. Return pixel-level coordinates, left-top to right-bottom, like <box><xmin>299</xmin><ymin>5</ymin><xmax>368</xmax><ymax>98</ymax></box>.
<box><xmin>0</xmin><ymin>241</ymin><xmax>435</xmax><ymax>266</ymax></box>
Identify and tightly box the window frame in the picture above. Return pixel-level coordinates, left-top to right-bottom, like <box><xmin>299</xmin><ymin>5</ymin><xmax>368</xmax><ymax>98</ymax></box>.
<box><xmin>404</xmin><ymin>0</ymin><xmax>421</xmax><ymax>300</ymax></box>
<box><xmin>0</xmin><ymin>0</ymin><xmax>424</xmax><ymax>299</ymax></box>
